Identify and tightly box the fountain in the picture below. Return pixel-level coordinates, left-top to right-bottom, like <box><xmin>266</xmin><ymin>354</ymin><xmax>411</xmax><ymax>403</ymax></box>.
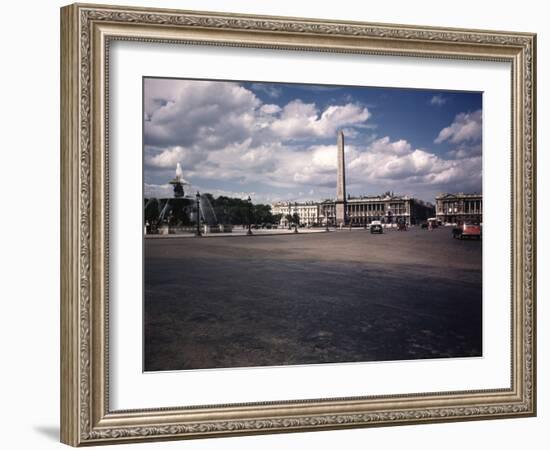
<box><xmin>199</xmin><ymin>194</ymin><xmax>218</xmax><ymax>228</ymax></box>
<box><xmin>144</xmin><ymin>163</ymin><xmax>229</xmax><ymax>235</ymax></box>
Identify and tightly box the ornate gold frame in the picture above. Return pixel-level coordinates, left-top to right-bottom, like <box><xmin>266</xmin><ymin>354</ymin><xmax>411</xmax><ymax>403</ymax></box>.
<box><xmin>60</xmin><ymin>3</ymin><xmax>536</xmax><ymax>446</ymax></box>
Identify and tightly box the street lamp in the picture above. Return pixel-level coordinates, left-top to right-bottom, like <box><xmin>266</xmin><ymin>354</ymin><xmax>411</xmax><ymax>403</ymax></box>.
<box><xmin>247</xmin><ymin>195</ymin><xmax>253</xmax><ymax>235</ymax></box>
<box><xmin>195</xmin><ymin>191</ymin><xmax>202</xmax><ymax>237</ymax></box>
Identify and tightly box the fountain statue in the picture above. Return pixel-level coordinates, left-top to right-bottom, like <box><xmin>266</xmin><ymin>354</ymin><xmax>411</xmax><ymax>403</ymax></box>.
<box><xmin>169</xmin><ymin>162</ymin><xmax>186</xmax><ymax>198</ymax></box>
<box><xmin>144</xmin><ymin>163</ymin><xmax>226</xmax><ymax>235</ymax></box>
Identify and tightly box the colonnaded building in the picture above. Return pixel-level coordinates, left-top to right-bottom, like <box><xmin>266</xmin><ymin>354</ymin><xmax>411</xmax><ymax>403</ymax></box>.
<box><xmin>272</xmin><ymin>131</ymin><xmax>435</xmax><ymax>227</ymax></box>
<box><xmin>435</xmin><ymin>192</ymin><xmax>483</xmax><ymax>225</ymax></box>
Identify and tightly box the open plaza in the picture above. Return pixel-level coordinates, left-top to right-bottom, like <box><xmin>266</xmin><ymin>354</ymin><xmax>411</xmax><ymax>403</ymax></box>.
<box><xmin>144</xmin><ymin>226</ymin><xmax>482</xmax><ymax>371</ymax></box>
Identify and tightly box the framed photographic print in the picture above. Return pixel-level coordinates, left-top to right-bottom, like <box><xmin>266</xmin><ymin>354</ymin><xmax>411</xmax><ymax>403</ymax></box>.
<box><xmin>60</xmin><ymin>3</ymin><xmax>537</xmax><ymax>446</ymax></box>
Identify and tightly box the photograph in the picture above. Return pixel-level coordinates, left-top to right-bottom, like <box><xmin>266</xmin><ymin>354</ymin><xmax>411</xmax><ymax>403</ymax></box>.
<box><xmin>143</xmin><ymin>77</ymin><xmax>484</xmax><ymax>372</ymax></box>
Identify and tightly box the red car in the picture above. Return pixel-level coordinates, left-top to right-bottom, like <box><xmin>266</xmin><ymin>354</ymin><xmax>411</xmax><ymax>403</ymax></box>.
<box><xmin>452</xmin><ymin>223</ymin><xmax>481</xmax><ymax>239</ymax></box>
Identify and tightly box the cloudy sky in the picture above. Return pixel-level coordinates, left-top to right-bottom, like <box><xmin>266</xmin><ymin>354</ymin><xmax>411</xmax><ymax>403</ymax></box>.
<box><xmin>144</xmin><ymin>77</ymin><xmax>482</xmax><ymax>204</ymax></box>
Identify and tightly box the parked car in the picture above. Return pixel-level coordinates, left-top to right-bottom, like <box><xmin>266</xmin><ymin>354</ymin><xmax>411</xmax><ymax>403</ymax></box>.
<box><xmin>420</xmin><ymin>222</ymin><xmax>429</xmax><ymax>229</ymax></box>
<box><xmin>452</xmin><ymin>222</ymin><xmax>481</xmax><ymax>239</ymax></box>
<box><xmin>370</xmin><ymin>220</ymin><xmax>383</xmax><ymax>234</ymax></box>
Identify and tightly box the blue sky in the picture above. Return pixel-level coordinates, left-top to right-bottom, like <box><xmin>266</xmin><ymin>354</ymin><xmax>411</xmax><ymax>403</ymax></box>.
<box><xmin>144</xmin><ymin>78</ymin><xmax>482</xmax><ymax>203</ymax></box>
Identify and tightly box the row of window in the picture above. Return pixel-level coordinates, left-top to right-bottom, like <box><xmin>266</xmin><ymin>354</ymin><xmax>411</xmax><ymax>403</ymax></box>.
<box><xmin>438</xmin><ymin>200</ymin><xmax>482</xmax><ymax>214</ymax></box>
<box><xmin>277</xmin><ymin>202</ymin><xmax>412</xmax><ymax>216</ymax></box>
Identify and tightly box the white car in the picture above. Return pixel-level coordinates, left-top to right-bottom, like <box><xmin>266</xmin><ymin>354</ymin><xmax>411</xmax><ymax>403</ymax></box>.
<box><xmin>370</xmin><ymin>220</ymin><xmax>383</xmax><ymax>234</ymax></box>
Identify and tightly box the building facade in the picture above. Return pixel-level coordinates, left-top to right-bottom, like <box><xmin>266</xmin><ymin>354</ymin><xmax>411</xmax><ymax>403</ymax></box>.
<box><xmin>343</xmin><ymin>195</ymin><xmax>434</xmax><ymax>226</ymax></box>
<box><xmin>272</xmin><ymin>195</ymin><xmax>434</xmax><ymax>227</ymax></box>
<box><xmin>272</xmin><ymin>201</ymin><xmax>320</xmax><ymax>227</ymax></box>
<box><xmin>435</xmin><ymin>193</ymin><xmax>483</xmax><ymax>225</ymax></box>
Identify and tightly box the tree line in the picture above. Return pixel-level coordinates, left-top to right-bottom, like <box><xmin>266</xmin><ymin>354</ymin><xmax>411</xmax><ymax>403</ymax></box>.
<box><xmin>206</xmin><ymin>194</ymin><xmax>282</xmax><ymax>225</ymax></box>
<box><xmin>144</xmin><ymin>194</ymin><xmax>283</xmax><ymax>226</ymax></box>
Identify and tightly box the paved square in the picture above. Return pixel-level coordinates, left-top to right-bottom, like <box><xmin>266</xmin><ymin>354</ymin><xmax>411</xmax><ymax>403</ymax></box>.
<box><xmin>144</xmin><ymin>227</ymin><xmax>482</xmax><ymax>371</ymax></box>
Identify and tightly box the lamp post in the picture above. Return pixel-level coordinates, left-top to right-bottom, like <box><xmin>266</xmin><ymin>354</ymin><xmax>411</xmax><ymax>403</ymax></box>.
<box><xmin>195</xmin><ymin>191</ymin><xmax>202</xmax><ymax>237</ymax></box>
<box><xmin>247</xmin><ymin>195</ymin><xmax>253</xmax><ymax>235</ymax></box>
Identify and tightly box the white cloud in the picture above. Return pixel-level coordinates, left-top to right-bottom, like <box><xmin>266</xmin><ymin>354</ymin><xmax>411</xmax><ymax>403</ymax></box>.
<box><xmin>348</xmin><ymin>136</ymin><xmax>481</xmax><ymax>190</ymax></box>
<box><xmin>430</xmin><ymin>94</ymin><xmax>447</xmax><ymax>106</ymax></box>
<box><xmin>372</xmin><ymin>150</ymin><xmax>441</xmax><ymax>180</ymax></box>
<box><xmin>340</xmin><ymin>127</ymin><xmax>360</xmax><ymax>139</ymax></box>
<box><xmin>199</xmin><ymin>187</ymin><xmax>257</xmax><ymax>201</ymax></box>
<box><xmin>146</xmin><ymin>146</ymin><xmax>187</xmax><ymax>168</ymax></box>
<box><xmin>366</xmin><ymin>136</ymin><xmax>412</xmax><ymax>156</ymax></box>
<box><xmin>144</xmin><ymin>183</ymin><xmax>173</xmax><ymax>198</ymax></box>
<box><xmin>311</xmin><ymin>145</ymin><xmax>338</xmax><ymax>170</ymax></box>
<box><xmin>435</xmin><ymin>110</ymin><xmax>482</xmax><ymax>144</ymax></box>
<box><xmin>145</xmin><ymin>145</ymin><xmax>211</xmax><ymax>173</ymax></box>
<box><xmin>447</xmin><ymin>143</ymin><xmax>482</xmax><ymax>159</ymax></box>
<box><xmin>250</xmin><ymin>83</ymin><xmax>282</xmax><ymax>98</ymax></box>
<box><xmin>260</xmin><ymin>104</ymin><xmax>281</xmax><ymax>114</ymax></box>
<box><xmin>144</xmin><ymin>80</ymin><xmax>371</xmax><ymax>178</ymax></box>
<box><xmin>144</xmin><ymin>79</ymin><xmax>261</xmax><ymax>149</ymax></box>
<box><xmin>270</xmin><ymin>100</ymin><xmax>370</xmax><ymax>140</ymax></box>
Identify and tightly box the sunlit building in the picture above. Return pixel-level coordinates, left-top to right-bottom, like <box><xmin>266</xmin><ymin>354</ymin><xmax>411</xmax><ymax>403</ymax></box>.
<box><xmin>272</xmin><ymin>201</ymin><xmax>320</xmax><ymax>227</ymax></box>
<box><xmin>435</xmin><ymin>193</ymin><xmax>483</xmax><ymax>225</ymax></box>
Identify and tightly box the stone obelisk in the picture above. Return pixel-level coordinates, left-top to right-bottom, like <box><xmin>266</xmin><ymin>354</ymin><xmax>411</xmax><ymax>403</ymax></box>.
<box><xmin>335</xmin><ymin>130</ymin><xmax>347</xmax><ymax>226</ymax></box>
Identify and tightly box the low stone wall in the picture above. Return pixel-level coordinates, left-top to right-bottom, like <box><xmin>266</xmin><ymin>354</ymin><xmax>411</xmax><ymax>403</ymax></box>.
<box><xmin>153</xmin><ymin>225</ymin><xmax>234</xmax><ymax>235</ymax></box>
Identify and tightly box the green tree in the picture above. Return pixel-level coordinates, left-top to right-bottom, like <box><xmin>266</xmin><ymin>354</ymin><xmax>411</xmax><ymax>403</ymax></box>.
<box><xmin>211</xmin><ymin>195</ymin><xmax>250</xmax><ymax>225</ymax></box>
<box><xmin>284</xmin><ymin>214</ymin><xmax>293</xmax><ymax>228</ymax></box>
<box><xmin>272</xmin><ymin>213</ymin><xmax>283</xmax><ymax>225</ymax></box>
<box><xmin>253</xmin><ymin>204</ymin><xmax>274</xmax><ymax>224</ymax></box>
<box><xmin>285</xmin><ymin>213</ymin><xmax>300</xmax><ymax>228</ymax></box>
<box><xmin>205</xmin><ymin>195</ymin><xmax>279</xmax><ymax>226</ymax></box>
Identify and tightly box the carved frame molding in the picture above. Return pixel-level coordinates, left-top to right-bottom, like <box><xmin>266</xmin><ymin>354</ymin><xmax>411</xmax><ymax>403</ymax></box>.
<box><xmin>61</xmin><ymin>3</ymin><xmax>536</xmax><ymax>446</ymax></box>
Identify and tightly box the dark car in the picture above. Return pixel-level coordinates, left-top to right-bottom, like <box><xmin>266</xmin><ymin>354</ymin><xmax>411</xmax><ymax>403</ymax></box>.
<box><xmin>397</xmin><ymin>222</ymin><xmax>407</xmax><ymax>231</ymax></box>
<box><xmin>370</xmin><ymin>221</ymin><xmax>383</xmax><ymax>234</ymax></box>
<box><xmin>452</xmin><ymin>222</ymin><xmax>481</xmax><ymax>239</ymax></box>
